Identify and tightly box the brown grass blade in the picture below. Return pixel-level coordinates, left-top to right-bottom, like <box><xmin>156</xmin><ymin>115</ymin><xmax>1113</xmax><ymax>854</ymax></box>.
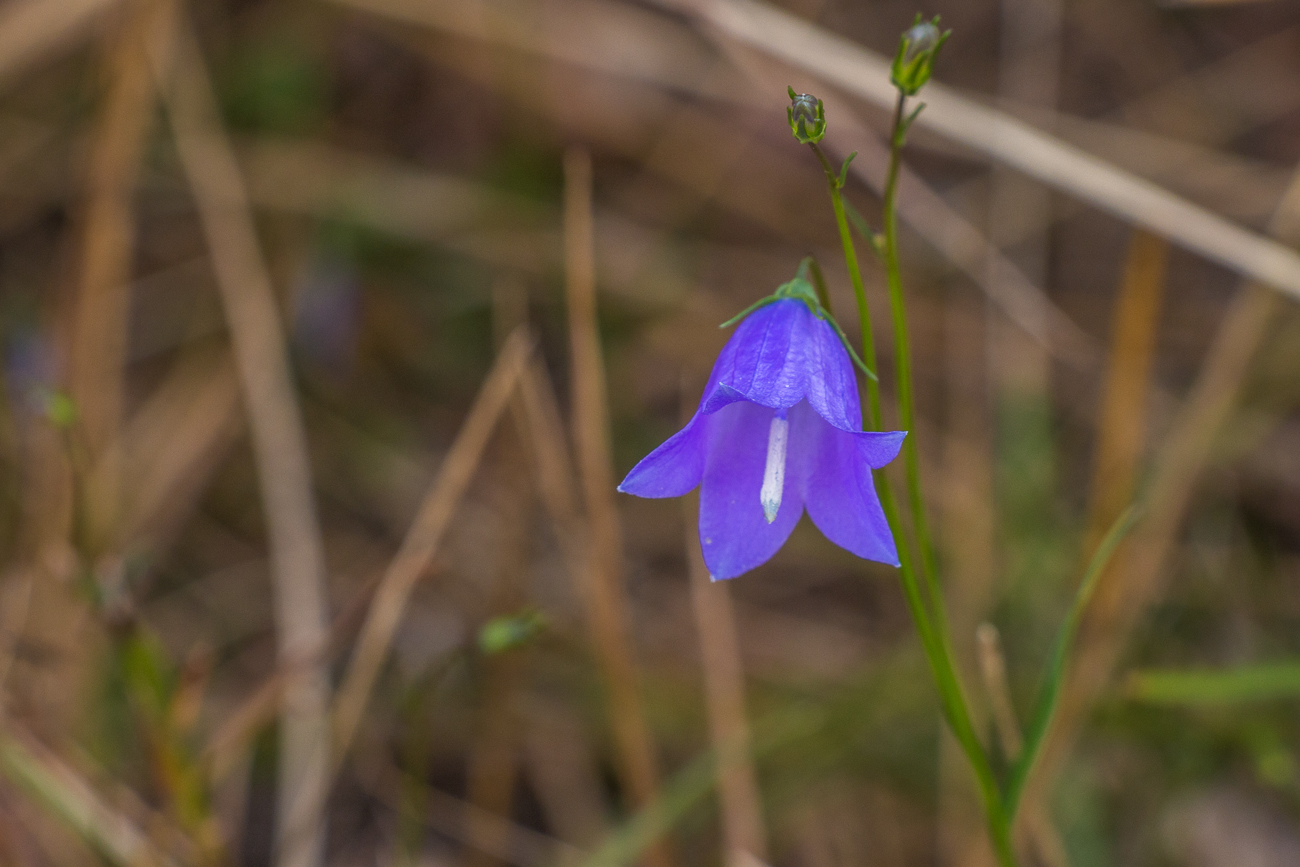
<box><xmin>651</xmin><ymin>0</ymin><xmax>1300</xmax><ymax>300</ymax></box>
<box><xmin>112</xmin><ymin>348</ymin><xmax>243</xmax><ymax>548</ymax></box>
<box><xmin>972</xmin><ymin>625</ymin><xmax>1070</xmax><ymax>867</ymax></box>
<box><xmin>330</xmin><ymin>328</ymin><xmax>533</xmax><ymax>767</ymax></box>
<box><xmin>520</xmin><ymin>698</ymin><xmax>611</xmax><ymax>853</ymax></box>
<box><xmin>0</xmin><ymin>0</ymin><xmax>119</xmax><ymax>88</ymax></box>
<box><xmin>465</xmin><ymin>285</ymin><xmax>536</xmax><ymax>867</ymax></box>
<box><xmin>152</xmin><ymin>13</ymin><xmax>333</xmax><ymax>867</ymax></box>
<box><xmin>1084</xmin><ymin>230</ymin><xmax>1169</xmax><ymax>551</ymax></box>
<box><xmin>71</xmin><ymin>0</ymin><xmax>175</xmax><ymax>555</ymax></box>
<box><xmin>360</xmin><ymin>760</ymin><xmax>584</xmax><ymax>867</ymax></box>
<box><xmin>564</xmin><ymin>147</ymin><xmax>674</xmax><ymax>867</ymax></box>
<box><xmin>0</xmin><ymin>724</ymin><xmax>184</xmax><ymax>867</ymax></box>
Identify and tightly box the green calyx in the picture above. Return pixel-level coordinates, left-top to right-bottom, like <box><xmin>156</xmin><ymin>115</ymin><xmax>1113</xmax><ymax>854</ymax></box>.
<box><xmin>719</xmin><ymin>266</ymin><xmax>877</xmax><ymax>382</ymax></box>
<box><xmin>891</xmin><ymin>14</ymin><xmax>950</xmax><ymax>97</ymax></box>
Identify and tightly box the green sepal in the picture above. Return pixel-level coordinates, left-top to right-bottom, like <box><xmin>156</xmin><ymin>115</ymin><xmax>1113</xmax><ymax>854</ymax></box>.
<box><xmin>721</xmin><ymin>273</ymin><xmax>877</xmax><ymax>382</ymax></box>
<box><xmin>718</xmin><ymin>295</ymin><xmax>779</xmax><ymax>330</ymax></box>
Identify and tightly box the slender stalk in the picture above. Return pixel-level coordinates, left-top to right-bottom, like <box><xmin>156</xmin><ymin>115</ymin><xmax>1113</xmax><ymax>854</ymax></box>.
<box><xmin>880</xmin><ymin>92</ymin><xmax>952</xmax><ymax>651</ymax></box>
<box><xmin>808</xmin><ymin>98</ymin><xmax>1017</xmax><ymax>865</ymax></box>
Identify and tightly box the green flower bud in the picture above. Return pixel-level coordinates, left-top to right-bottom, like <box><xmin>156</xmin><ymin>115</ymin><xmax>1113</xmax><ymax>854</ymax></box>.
<box><xmin>891</xmin><ymin>15</ymin><xmax>949</xmax><ymax>96</ymax></box>
<box><xmin>786</xmin><ymin>86</ymin><xmax>826</xmax><ymax>144</ymax></box>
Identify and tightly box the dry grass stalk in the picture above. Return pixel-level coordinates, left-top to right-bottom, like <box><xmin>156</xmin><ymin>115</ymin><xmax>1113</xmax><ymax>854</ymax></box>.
<box><xmin>1084</xmin><ymin>230</ymin><xmax>1169</xmax><ymax>551</ymax></box>
<box><xmin>330</xmin><ymin>328</ymin><xmax>534</xmax><ymax>767</ymax></box>
<box><xmin>1023</xmin><ymin>162</ymin><xmax>1300</xmax><ymax>830</ymax></box>
<box><xmin>112</xmin><ymin>349</ymin><xmax>242</xmax><ymax>548</ymax></box>
<box><xmin>515</xmin><ymin>360</ymin><xmax>585</xmax><ymax>542</ymax></box>
<box><xmin>520</xmin><ymin>698</ymin><xmax>610</xmax><ymax>853</ymax></box>
<box><xmin>563</xmin><ymin>147</ymin><xmax>673</xmax><ymax>867</ymax></box>
<box><xmin>685</xmin><ymin>502</ymin><xmax>767</xmax><ymax>866</ymax></box>
<box><xmin>0</xmin><ymin>0</ymin><xmax>120</xmax><ymax>88</ymax></box>
<box><xmin>971</xmin><ymin>625</ymin><xmax>1070</xmax><ymax>867</ymax></box>
<box><xmin>983</xmin><ymin>0</ymin><xmax>1061</xmax><ymax>402</ymax></box>
<box><xmin>71</xmin><ymin>0</ymin><xmax>175</xmax><ymax>555</ymax></box>
<box><xmin>509</xmin><ymin>363</ymin><xmax>616</xmax><ymax>854</ymax></box>
<box><xmin>0</xmin><ymin>724</ymin><xmax>184</xmax><ymax>867</ymax></box>
<box><xmin>651</xmin><ymin>0</ymin><xmax>1300</xmax><ymax>299</ymax></box>
<box><xmin>205</xmin><ymin>565</ymin><xmax>388</xmax><ymax>783</ymax></box>
<box><xmin>361</xmin><ymin>760</ymin><xmax>583</xmax><ymax>867</ymax></box>
<box><xmin>1</xmin><ymin>0</ymin><xmax>171</xmax><ymax>754</ymax></box>
<box><xmin>464</xmin><ymin>287</ymin><xmax>536</xmax><ymax>867</ymax></box>
<box><xmin>974</xmin><ymin>624</ymin><xmax>1022</xmax><ymax>764</ymax></box>
<box><xmin>152</xmin><ymin>14</ymin><xmax>332</xmax><ymax>867</ymax></box>
<box><xmin>466</xmin><ymin>658</ymin><xmax>524</xmax><ymax>867</ymax></box>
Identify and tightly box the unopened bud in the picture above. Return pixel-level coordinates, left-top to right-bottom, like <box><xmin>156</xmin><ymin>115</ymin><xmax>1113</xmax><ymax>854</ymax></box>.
<box><xmin>903</xmin><ymin>21</ymin><xmax>940</xmax><ymax>62</ymax></box>
<box><xmin>891</xmin><ymin>15</ymin><xmax>948</xmax><ymax>96</ymax></box>
<box><xmin>786</xmin><ymin>86</ymin><xmax>826</xmax><ymax>144</ymax></box>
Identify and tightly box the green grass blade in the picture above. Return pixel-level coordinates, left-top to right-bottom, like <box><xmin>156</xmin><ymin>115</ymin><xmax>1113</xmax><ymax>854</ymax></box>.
<box><xmin>1004</xmin><ymin>504</ymin><xmax>1141</xmax><ymax>820</ymax></box>
<box><xmin>1126</xmin><ymin>663</ymin><xmax>1300</xmax><ymax>706</ymax></box>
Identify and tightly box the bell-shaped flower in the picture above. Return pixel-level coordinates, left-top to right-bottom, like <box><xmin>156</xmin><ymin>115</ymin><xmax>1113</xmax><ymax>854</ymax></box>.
<box><xmin>619</xmin><ymin>289</ymin><xmax>905</xmax><ymax>580</ymax></box>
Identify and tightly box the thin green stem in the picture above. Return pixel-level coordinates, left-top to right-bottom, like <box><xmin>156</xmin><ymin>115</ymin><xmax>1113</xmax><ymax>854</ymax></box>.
<box><xmin>810</xmin><ymin>144</ymin><xmax>884</xmax><ymax>430</ymax></box>
<box><xmin>881</xmin><ymin>92</ymin><xmax>949</xmax><ymax>650</ymax></box>
<box><xmin>879</xmin><ymin>91</ymin><xmax>1017</xmax><ymax>867</ymax></box>
<box><xmin>812</xmin><ymin>103</ymin><xmax>1018</xmax><ymax>866</ymax></box>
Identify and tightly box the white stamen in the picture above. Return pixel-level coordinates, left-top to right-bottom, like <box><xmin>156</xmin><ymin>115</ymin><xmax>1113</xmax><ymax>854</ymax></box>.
<box><xmin>760</xmin><ymin>414</ymin><xmax>789</xmax><ymax>523</ymax></box>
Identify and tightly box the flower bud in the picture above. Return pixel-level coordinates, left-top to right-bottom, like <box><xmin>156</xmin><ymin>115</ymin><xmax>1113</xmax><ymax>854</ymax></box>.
<box><xmin>891</xmin><ymin>16</ymin><xmax>948</xmax><ymax>96</ymax></box>
<box><xmin>786</xmin><ymin>86</ymin><xmax>826</xmax><ymax>144</ymax></box>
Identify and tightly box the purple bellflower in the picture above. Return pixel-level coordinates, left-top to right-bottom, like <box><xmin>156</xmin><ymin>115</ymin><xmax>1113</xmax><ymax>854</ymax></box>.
<box><xmin>618</xmin><ymin>279</ymin><xmax>906</xmax><ymax>580</ymax></box>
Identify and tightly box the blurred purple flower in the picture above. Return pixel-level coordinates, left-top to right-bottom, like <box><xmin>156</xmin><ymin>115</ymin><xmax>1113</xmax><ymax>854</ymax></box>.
<box><xmin>619</xmin><ymin>297</ymin><xmax>905</xmax><ymax>580</ymax></box>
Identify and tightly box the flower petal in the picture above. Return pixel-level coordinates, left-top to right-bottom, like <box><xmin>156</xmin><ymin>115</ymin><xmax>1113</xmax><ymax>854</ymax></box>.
<box><xmin>708</xmin><ymin>299</ymin><xmax>812</xmax><ymax>412</ymax></box>
<box><xmin>793</xmin><ymin>402</ymin><xmax>904</xmax><ymax>566</ymax></box>
<box><xmin>699</xmin><ymin>400</ymin><xmax>802</xmax><ymax>580</ymax></box>
<box><xmin>801</xmin><ymin>313</ymin><xmax>863</xmax><ymax>432</ymax></box>
<box><xmin>618</xmin><ymin>412</ymin><xmax>708</xmax><ymax>498</ymax></box>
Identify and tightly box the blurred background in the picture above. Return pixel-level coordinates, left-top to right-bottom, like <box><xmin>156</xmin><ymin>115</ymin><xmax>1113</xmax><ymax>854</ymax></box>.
<box><xmin>0</xmin><ymin>0</ymin><xmax>1297</xmax><ymax>865</ymax></box>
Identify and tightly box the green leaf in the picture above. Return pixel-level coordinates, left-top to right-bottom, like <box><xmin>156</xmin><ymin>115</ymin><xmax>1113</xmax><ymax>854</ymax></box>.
<box><xmin>1126</xmin><ymin>663</ymin><xmax>1300</xmax><ymax>706</ymax></box>
<box><xmin>842</xmin><ymin>201</ymin><xmax>882</xmax><ymax>254</ymax></box>
<box><xmin>1004</xmin><ymin>504</ymin><xmax>1142</xmax><ymax>821</ymax></box>
<box><xmin>836</xmin><ymin>151</ymin><xmax>857</xmax><ymax>188</ymax></box>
